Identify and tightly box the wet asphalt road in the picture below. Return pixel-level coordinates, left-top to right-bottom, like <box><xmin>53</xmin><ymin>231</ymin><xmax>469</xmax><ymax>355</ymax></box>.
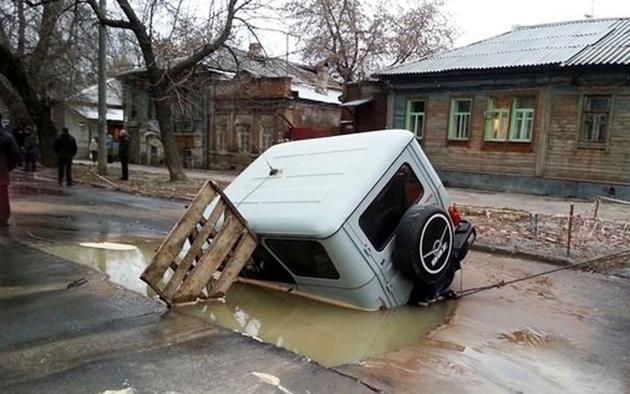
<box><xmin>0</xmin><ymin>172</ymin><xmax>374</xmax><ymax>393</ymax></box>
<box><xmin>2</xmin><ymin>170</ymin><xmax>630</xmax><ymax>393</ymax></box>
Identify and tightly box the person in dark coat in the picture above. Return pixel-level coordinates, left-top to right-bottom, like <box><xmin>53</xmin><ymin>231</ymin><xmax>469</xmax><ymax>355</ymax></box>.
<box><xmin>53</xmin><ymin>127</ymin><xmax>77</xmax><ymax>186</ymax></box>
<box><xmin>9</xmin><ymin>123</ymin><xmax>24</xmax><ymax>168</ymax></box>
<box><xmin>22</xmin><ymin>127</ymin><xmax>37</xmax><ymax>172</ymax></box>
<box><xmin>0</xmin><ymin>117</ymin><xmax>20</xmax><ymax>226</ymax></box>
<box><xmin>118</xmin><ymin>129</ymin><xmax>130</xmax><ymax>181</ymax></box>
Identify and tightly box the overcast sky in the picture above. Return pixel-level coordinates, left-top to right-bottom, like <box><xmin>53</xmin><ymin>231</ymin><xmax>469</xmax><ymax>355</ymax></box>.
<box><xmin>447</xmin><ymin>0</ymin><xmax>630</xmax><ymax>46</ymax></box>
<box><xmin>246</xmin><ymin>0</ymin><xmax>630</xmax><ymax>59</ymax></box>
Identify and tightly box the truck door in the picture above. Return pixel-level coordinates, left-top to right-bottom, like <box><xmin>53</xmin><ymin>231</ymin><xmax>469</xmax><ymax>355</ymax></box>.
<box><xmin>347</xmin><ymin>152</ymin><xmax>439</xmax><ymax>304</ymax></box>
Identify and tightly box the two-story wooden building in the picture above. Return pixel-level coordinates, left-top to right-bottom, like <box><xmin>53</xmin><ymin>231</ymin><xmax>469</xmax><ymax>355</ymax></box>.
<box><xmin>376</xmin><ymin>18</ymin><xmax>630</xmax><ymax>199</ymax></box>
<box><xmin>119</xmin><ymin>44</ymin><xmax>342</xmax><ymax>170</ymax></box>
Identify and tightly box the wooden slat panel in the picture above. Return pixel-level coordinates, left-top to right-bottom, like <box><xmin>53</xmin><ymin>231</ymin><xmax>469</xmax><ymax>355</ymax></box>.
<box><xmin>208</xmin><ymin>234</ymin><xmax>257</xmax><ymax>298</ymax></box>
<box><xmin>208</xmin><ymin>180</ymin><xmax>258</xmax><ymax>243</ymax></box>
<box><xmin>171</xmin><ymin>214</ymin><xmax>243</xmax><ymax>303</ymax></box>
<box><xmin>142</xmin><ymin>181</ymin><xmax>217</xmax><ymax>285</ymax></box>
<box><xmin>162</xmin><ymin>200</ymin><xmax>227</xmax><ymax>298</ymax></box>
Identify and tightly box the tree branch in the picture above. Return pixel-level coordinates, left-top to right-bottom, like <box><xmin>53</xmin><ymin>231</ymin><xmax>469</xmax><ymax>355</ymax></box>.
<box><xmin>85</xmin><ymin>0</ymin><xmax>134</xmax><ymax>29</ymax></box>
<box><xmin>168</xmin><ymin>0</ymin><xmax>239</xmax><ymax>76</ymax></box>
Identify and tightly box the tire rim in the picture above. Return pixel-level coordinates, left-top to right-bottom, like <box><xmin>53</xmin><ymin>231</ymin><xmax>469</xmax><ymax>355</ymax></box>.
<box><xmin>418</xmin><ymin>213</ymin><xmax>453</xmax><ymax>275</ymax></box>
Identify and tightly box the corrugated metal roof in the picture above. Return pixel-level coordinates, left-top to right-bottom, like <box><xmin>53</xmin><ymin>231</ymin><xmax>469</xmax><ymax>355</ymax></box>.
<box><xmin>566</xmin><ymin>19</ymin><xmax>630</xmax><ymax>65</ymax></box>
<box><xmin>201</xmin><ymin>47</ymin><xmax>342</xmax><ymax>90</ymax></box>
<box><xmin>378</xmin><ymin>18</ymin><xmax>630</xmax><ymax>75</ymax></box>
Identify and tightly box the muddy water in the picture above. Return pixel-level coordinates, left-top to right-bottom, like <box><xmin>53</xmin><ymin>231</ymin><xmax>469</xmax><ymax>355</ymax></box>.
<box><xmin>38</xmin><ymin>240</ymin><xmax>452</xmax><ymax>367</ymax></box>
<box><xmin>178</xmin><ymin>284</ymin><xmax>452</xmax><ymax>367</ymax></box>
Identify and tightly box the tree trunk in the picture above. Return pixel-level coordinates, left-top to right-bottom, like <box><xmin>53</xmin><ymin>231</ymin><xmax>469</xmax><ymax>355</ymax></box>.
<box><xmin>0</xmin><ymin>74</ymin><xmax>31</xmax><ymax>127</ymax></box>
<box><xmin>0</xmin><ymin>43</ymin><xmax>58</xmax><ymax>166</ymax></box>
<box><xmin>152</xmin><ymin>83</ymin><xmax>186</xmax><ymax>181</ymax></box>
<box><xmin>32</xmin><ymin>105</ymin><xmax>57</xmax><ymax>167</ymax></box>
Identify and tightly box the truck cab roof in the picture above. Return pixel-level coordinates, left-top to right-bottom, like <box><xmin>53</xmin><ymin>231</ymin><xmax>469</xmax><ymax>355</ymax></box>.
<box><xmin>224</xmin><ymin>130</ymin><xmax>415</xmax><ymax>238</ymax></box>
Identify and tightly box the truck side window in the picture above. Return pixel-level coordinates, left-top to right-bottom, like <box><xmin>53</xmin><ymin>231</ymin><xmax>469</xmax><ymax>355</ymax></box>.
<box><xmin>265</xmin><ymin>239</ymin><xmax>340</xmax><ymax>279</ymax></box>
<box><xmin>241</xmin><ymin>246</ymin><xmax>296</xmax><ymax>285</ymax></box>
<box><xmin>359</xmin><ymin>164</ymin><xmax>424</xmax><ymax>251</ymax></box>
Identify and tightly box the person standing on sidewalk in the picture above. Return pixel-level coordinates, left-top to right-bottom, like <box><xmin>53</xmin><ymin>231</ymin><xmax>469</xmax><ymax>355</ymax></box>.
<box><xmin>22</xmin><ymin>127</ymin><xmax>37</xmax><ymax>172</ymax></box>
<box><xmin>0</xmin><ymin>118</ymin><xmax>20</xmax><ymax>226</ymax></box>
<box><xmin>89</xmin><ymin>136</ymin><xmax>98</xmax><ymax>163</ymax></box>
<box><xmin>53</xmin><ymin>127</ymin><xmax>77</xmax><ymax>186</ymax></box>
<box><xmin>118</xmin><ymin>130</ymin><xmax>130</xmax><ymax>181</ymax></box>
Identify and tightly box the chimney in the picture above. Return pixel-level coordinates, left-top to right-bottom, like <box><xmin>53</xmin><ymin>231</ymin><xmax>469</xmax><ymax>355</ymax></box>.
<box><xmin>315</xmin><ymin>64</ymin><xmax>329</xmax><ymax>94</ymax></box>
<box><xmin>247</xmin><ymin>43</ymin><xmax>263</xmax><ymax>59</ymax></box>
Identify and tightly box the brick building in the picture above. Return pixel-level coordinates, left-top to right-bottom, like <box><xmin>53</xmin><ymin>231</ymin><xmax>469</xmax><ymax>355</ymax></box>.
<box><xmin>340</xmin><ymin>80</ymin><xmax>390</xmax><ymax>134</ymax></box>
<box><xmin>119</xmin><ymin>45</ymin><xmax>343</xmax><ymax>170</ymax></box>
<box><xmin>376</xmin><ymin>18</ymin><xmax>630</xmax><ymax>199</ymax></box>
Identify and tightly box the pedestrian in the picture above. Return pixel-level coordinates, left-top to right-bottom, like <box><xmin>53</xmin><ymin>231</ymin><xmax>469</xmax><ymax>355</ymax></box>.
<box><xmin>53</xmin><ymin>127</ymin><xmax>77</xmax><ymax>186</ymax></box>
<box><xmin>22</xmin><ymin>127</ymin><xmax>37</xmax><ymax>172</ymax></box>
<box><xmin>118</xmin><ymin>129</ymin><xmax>129</xmax><ymax>181</ymax></box>
<box><xmin>106</xmin><ymin>134</ymin><xmax>114</xmax><ymax>163</ymax></box>
<box><xmin>0</xmin><ymin>116</ymin><xmax>20</xmax><ymax>227</ymax></box>
<box><xmin>89</xmin><ymin>136</ymin><xmax>98</xmax><ymax>163</ymax></box>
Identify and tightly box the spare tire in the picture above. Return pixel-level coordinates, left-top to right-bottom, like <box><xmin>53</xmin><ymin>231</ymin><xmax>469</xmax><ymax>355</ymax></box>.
<box><xmin>393</xmin><ymin>205</ymin><xmax>454</xmax><ymax>286</ymax></box>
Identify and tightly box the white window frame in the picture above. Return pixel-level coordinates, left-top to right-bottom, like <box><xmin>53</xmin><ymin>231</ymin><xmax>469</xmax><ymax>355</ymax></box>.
<box><xmin>237</xmin><ymin>122</ymin><xmax>252</xmax><ymax>153</ymax></box>
<box><xmin>260</xmin><ymin>123</ymin><xmax>274</xmax><ymax>152</ymax></box>
<box><xmin>215</xmin><ymin>115</ymin><xmax>229</xmax><ymax>152</ymax></box>
<box><xmin>483</xmin><ymin>96</ymin><xmax>535</xmax><ymax>143</ymax></box>
<box><xmin>580</xmin><ymin>95</ymin><xmax>611</xmax><ymax>144</ymax></box>
<box><xmin>405</xmin><ymin>99</ymin><xmax>425</xmax><ymax>139</ymax></box>
<box><xmin>510</xmin><ymin>107</ymin><xmax>534</xmax><ymax>142</ymax></box>
<box><xmin>448</xmin><ymin>98</ymin><xmax>472</xmax><ymax>141</ymax></box>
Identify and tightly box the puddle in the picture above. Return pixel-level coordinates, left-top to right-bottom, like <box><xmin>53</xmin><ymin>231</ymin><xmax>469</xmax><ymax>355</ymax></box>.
<box><xmin>40</xmin><ymin>240</ymin><xmax>159</xmax><ymax>296</ymax></box>
<box><xmin>177</xmin><ymin>283</ymin><xmax>452</xmax><ymax>367</ymax></box>
<box><xmin>38</xmin><ymin>239</ymin><xmax>452</xmax><ymax>367</ymax></box>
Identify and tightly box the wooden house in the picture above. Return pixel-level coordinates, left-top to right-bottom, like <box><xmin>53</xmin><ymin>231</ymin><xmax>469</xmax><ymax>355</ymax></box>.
<box><xmin>376</xmin><ymin>18</ymin><xmax>630</xmax><ymax>199</ymax></box>
<box><xmin>118</xmin><ymin>44</ymin><xmax>343</xmax><ymax>170</ymax></box>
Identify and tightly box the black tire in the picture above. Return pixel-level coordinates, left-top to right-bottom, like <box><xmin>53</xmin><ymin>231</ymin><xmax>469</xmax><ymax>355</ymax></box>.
<box><xmin>393</xmin><ymin>205</ymin><xmax>454</xmax><ymax>286</ymax></box>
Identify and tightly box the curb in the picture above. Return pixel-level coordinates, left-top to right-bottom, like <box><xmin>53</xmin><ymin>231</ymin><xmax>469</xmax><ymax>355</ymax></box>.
<box><xmin>471</xmin><ymin>243</ymin><xmax>575</xmax><ymax>266</ymax></box>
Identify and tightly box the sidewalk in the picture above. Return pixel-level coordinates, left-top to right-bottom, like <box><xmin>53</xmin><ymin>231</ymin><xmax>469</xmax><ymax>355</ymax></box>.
<box><xmin>74</xmin><ymin>160</ymin><xmax>630</xmax><ymax>221</ymax></box>
<box><xmin>0</xmin><ymin>236</ymin><xmax>374</xmax><ymax>393</ymax></box>
<box><xmin>74</xmin><ymin>159</ymin><xmax>238</xmax><ymax>185</ymax></box>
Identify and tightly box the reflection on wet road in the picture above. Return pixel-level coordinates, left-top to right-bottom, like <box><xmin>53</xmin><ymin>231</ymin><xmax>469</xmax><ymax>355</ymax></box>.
<box><xmin>41</xmin><ymin>241</ymin><xmax>157</xmax><ymax>296</ymax></box>
<box><xmin>38</xmin><ymin>239</ymin><xmax>451</xmax><ymax>367</ymax></box>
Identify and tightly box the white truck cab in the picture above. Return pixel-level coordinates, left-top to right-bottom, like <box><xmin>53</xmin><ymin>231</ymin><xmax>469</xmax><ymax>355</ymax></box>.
<box><xmin>222</xmin><ymin>130</ymin><xmax>476</xmax><ymax>310</ymax></box>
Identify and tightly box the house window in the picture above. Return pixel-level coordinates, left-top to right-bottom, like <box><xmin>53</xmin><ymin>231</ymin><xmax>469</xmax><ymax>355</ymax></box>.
<box><xmin>215</xmin><ymin>115</ymin><xmax>229</xmax><ymax>151</ymax></box>
<box><xmin>485</xmin><ymin>97</ymin><xmax>511</xmax><ymax>141</ymax></box>
<box><xmin>484</xmin><ymin>96</ymin><xmax>535</xmax><ymax>143</ymax></box>
<box><xmin>510</xmin><ymin>96</ymin><xmax>535</xmax><ymax>142</ymax></box>
<box><xmin>448</xmin><ymin>99</ymin><xmax>472</xmax><ymax>140</ymax></box>
<box><xmin>130</xmin><ymin>90</ymin><xmax>140</xmax><ymax>120</ymax></box>
<box><xmin>359</xmin><ymin>164</ymin><xmax>424</xmax><ymax>251</ymax></box>
<box><xmin>405</xmin><ymin>100</ymin><xmax>425</xmax><ymax>139</ymax></box>
<box><xmin>265</xmin><ymin>239</ymin><xmax>340</xmax><ymax>279</ymax></box>
<box><xmin>235</xmin><ymin>116</ymin><xmax>252</xmax><ymax>153</ymax></box>
<box><xmin>259</xmin><ymin>115</ymin><xmax>275</xmax><ymax>152</ymax></box>
<box><xmin>581</xmin><ymin>95</ymin><xmax>611</xmax><ymax>144</ymax></box>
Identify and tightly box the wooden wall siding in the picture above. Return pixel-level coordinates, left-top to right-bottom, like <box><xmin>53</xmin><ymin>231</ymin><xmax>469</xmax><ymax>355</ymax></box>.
<box><xmin>393</xmin><ymin>90</ymin><xmax>538</xmax><ymax>176</ymax></box>
<box><xmin>544</xmin><ymin>87</ymin><xmax>630</xmax><ymax>183</ymax></box>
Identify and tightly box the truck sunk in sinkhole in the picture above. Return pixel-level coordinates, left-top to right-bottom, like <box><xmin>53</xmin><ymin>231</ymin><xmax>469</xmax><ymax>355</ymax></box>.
<box><xmin>218</xmin><ymin>130</ymin><xmax>476</xmax><ymax>311</ymax></box>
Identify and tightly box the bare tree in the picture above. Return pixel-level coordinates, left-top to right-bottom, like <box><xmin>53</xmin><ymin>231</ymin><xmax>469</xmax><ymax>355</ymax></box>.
<box><xmin>86</xmin><ymin>0</ymin><xmax>257</xmax><ymax>181</ymax></box>
<box><xmin>0</xmin><ymin>0</ymin><xmax>100</xmax><ymax>165</ymax></box>
<box><xmin>285</xmin><ymin>0</ymin><xmax>455</xmax><ymax>86</ymax></box>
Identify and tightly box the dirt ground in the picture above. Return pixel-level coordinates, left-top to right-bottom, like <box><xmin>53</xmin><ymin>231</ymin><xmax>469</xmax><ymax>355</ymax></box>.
<box><xmin>459</xmin><ymin>205</ymin><xmax>630</xmax><ymax>267</ymax></box>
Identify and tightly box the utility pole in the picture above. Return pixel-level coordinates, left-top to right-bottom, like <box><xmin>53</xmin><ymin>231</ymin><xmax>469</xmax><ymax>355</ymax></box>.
<box><xmin>96</xmin><ymin>0</ymin><xmax>107</xmax><ymax>175</ymax></box>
